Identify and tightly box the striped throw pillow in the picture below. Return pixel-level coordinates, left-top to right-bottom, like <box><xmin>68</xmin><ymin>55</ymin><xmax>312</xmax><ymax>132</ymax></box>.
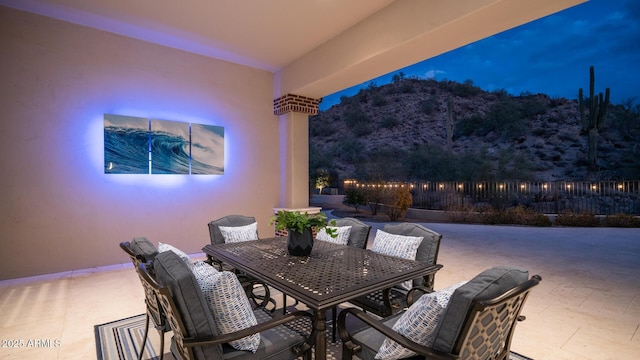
<box><xmin>194</xmin><ymin>269</ymin><xmax>260</xmax><ymax>352</ymax></box>
<box><xmin>316</xmin><ymin>225</ymin><xmax>352</xmax><ymax>245</ymax></box>
<box><xmin>219</xmin><ymin>222</ymin><xmax>258</xmax><ymax>243</ymax></box>
<box><xmin>375</xmin><ymin>282</ymin><xmax>465</xmax><ymax>359</ymax></box>
<box><xmin>371</xmin><ymin>230</ymin><xmax>423</xmax><ymax>290</ymax></box>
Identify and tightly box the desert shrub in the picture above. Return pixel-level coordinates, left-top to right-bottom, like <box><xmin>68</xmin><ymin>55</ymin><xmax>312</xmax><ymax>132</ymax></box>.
<box><xmin>405</xmin><ymin>145</ymin><xmax>493</xmax><ymax>181</ymax></box>
<box><xmin>351</xmin><ymin>122</ymin><xmax>373</xmax><ymax>136</ymax></box>
<box><xmin>356</xmin><ymin>148</ymin><xmax>410</xmax><ymax>181</ymax></box>
<box><xmin>361</xmin><ymin>185</ymin><xmax>386</xmax><ymax>215</ymax></box>
<box><xmin>450</xmin><ymin>80</ymin><xmax>482</xmax><ymax>98</ymax></box>
<box><xmin>520</xmin><ymin>96</ymin><xmax>548</xmax><ymax>117</ymax></box>
<box><xmin>309</xmin><ymin>119</ymin><xmax>336</xmax><ymax>137</ymax></box>
<box><xmin>536</xmin><ymin>150</ymin><xmax>547</xmax><ymax>160</ymax></box>
<box><xmin>339</xmin><ymin>95</ymin><xmax>353</xmax><ymax>105</ymax></box>
<box><xmin>454</xmin><ymin>114</ymin><xmax>485</xmax><ymax>138</ymax></box>
<box><xmin>448</xmin><ymin>203</ymin><xmax>483</xmax><ymax>223</ymax></box>
<box><xmin>399</xmin><ymin>81</ymin><xmax>415</xmax><ymax>94</ymax></box>
<box><xmin>381</xmin><ymin>115</ymin><xmax>400</xmax><ymax>129</ymax></box>
<box><xmin>309</xmin><ymin>144</ymin><xmax>334</xmax><ymax>174</ymax></box>
<box><xmin>555</xmin><ymin>210</ymin><xmax>601</xmax><ymax>227</ymax></box>
<box><xmin>602</xmin><ymin>213</ymin><xmax>640</xmax><ymax>227</ymax></box>
<box><xmin>532</xmin><ymin>127</ymin><xmax>548</xmax><ymax>137</ymax></box>
<box><xmin>485</xmin><ymin>98</ymin><xmax>527</xmax><ymax>139</ymax></box>
<box><xmin>480</xmin><ymin>206</ymin><xmax>552</xmax><ymax>226</ymax></box>
<box><xmin>372</xmin><ymin>94</ymin><xmax>387</xmax><ymax>107</ymax></box>
<box><xmin>332</xmin><ymin>137</ymin><xmax>364</xmax><ymax>163</ymax></box>
<box><xmin>558</xmin><ymin>131</ymin><xmax>579</xmax><ymax>142</ymax></box>
<box><xmin>344</xmin><ymin>188</ymin><xmax>367</xmax><ymax>212</ymax></box>
<box><xmin>383</xmin><ymin>186</ymin><xmax>413</xmax><ymax>221</ymax></box>
<box><xmin>419</xmin><ymin>99</ymin><xmax>437</xmax><ymax>115</ymax></box>
<box><xmin>495</xmin><ymin>150</ymin><xmax>534</xmax><ymax>181</ymax></box>
<box><xmin>344</xmin><ymin>107</ymin><xmax>370</xmax><ymax>128</ymax></box>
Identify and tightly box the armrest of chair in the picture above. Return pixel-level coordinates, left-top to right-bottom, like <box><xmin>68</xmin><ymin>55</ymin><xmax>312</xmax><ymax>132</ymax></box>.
<box><xmin>406</xmin><ymin>285</ymin><xmax>434</xmax><ymax>306</ymax></box>
<box><xmin>183</xmin><ymin>310</ymin><xmax>313</xmax><ymax>355</ymax></box>
<box><xmin>337</xmin><ymin>307</ymin><xmax>456</xmax><ymax>360</ymax></box>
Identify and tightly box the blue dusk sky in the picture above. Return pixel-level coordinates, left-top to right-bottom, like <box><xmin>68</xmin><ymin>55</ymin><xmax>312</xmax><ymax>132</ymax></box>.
<box><xmin>320</xmin><ymin>0</ymin><xmax>640</xmax><ymax>111</ymax></box>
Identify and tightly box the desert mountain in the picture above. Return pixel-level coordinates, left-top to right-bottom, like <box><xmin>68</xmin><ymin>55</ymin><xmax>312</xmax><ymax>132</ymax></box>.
<box><xmin>309</xmin><ymin>77</ymin><xmax>639</xmax><ymax>183</ymax></box>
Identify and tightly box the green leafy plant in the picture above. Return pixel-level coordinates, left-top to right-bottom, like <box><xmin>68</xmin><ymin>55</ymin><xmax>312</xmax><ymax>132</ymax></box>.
<box><xmin>344</xmin><ymin>188</ymin><xmax>367</xmax><ymax>212</ymax></box>
<box><xmin>270</xmin><ymin>210</ymin><xmax>337</xmax><ymax>236</ymax></box>
<box><xmin>315</xmin><ymin>169</ymin><xmax>331</xmax><ymax>195</ymax></box>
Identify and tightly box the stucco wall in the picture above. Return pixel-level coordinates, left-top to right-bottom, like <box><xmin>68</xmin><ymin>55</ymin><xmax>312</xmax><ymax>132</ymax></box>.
<box><xmin>0</xmin><ymin>6</ymin><xmax>280</xmax><ymax>280</ymax></box>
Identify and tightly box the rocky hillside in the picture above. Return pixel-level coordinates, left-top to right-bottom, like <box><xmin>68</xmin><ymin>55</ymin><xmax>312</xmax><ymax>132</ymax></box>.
<box><xmin>309</xmin><ymin>78</ymin><xmax>640</xmax><ymax>182</ymax></box>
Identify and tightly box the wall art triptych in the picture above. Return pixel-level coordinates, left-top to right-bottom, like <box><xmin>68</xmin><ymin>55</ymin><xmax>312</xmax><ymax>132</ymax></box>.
<box><xmin>104</xmin><ymin>114</ymin><xmax>224</xmax><ymax>175</ymax></box>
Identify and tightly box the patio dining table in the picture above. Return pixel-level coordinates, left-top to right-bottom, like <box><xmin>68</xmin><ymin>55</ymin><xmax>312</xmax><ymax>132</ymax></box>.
<box><xmin>202</xmin><ymin>236</ymin><xmax>442</xmax><ymax>360</ymax></box>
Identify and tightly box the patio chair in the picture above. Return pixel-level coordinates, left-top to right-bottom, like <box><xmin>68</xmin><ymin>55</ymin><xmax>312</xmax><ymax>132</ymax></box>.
<box><xmin>138</xmin><ymin>250</ymin><xmax>313</xmax><ymax>359</ymax></box>
<box><xmin>330</xmin><ymin>217</ymin><xmax>372</xmax><ymax>341</ymax></box>
<box><xmin>338</xmin><ymin>267</ymin><xmax>541</xmax><ymax>360</ymax></box>
<box><xmin>207</xmin><ymin>215</ymin><xmax>273</xmax><ymax>310</ymax></box>
<box><xmin>120</xmin><ymin>238</ymin><xmax>169</xmax><ymax>360</ymax></box>
<box><xmin>348</xmin><ymin>223</ymin><xmax>442</xmax><ymax>318</ymax></box>
<box><xmin>334</xmin><ymin>217</ymin><xmax>372</xmax><ymax>249</ymax></box>
<box><xmin>208</xmin><ymin>215</ymin><xmax>258</xmax><ymax>246</ymax></box>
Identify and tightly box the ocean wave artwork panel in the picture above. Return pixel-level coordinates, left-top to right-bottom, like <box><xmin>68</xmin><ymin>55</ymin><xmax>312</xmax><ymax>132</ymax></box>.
<box><xmin>103</xmin><ymin>114</ymin><xmax>224</xmax><ymax>175</ymax></box>
<box><xmin>104</xmin><ymin>114</ymin><xmax>150</xmax><ymax>174</ymax></box>
<box><xmin>151</xmin><ymin>119</ymin><xmax>190</xmax><ymax>174</ymax></box>
<box><xmin>191</xmin><ymin>123</ymin><xmax>224</xmax><ymax>175</ymax></box>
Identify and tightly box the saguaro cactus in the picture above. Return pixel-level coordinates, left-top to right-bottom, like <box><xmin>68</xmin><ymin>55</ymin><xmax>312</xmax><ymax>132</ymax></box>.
<box><xmin>446</xmin><ymin>97</ymin><xmax>454</xmax><ymax>153</ymax></box>
<box><xmin>579</xmin><ymin>66</ymin><xmax>610</xmax><ymax>170</ymax></box>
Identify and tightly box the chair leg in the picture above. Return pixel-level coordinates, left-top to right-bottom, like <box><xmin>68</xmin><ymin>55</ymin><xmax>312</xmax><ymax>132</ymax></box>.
<box><xmin>332</xmin><ymin>305</ymin><xmax>338</xmax><ymax>343</ymax></box>
<box><xmin>158</xmin><ymin>328</ymin><xmax>165</xmax><ymax>360</ymax></box>
<box><xmin>283</xmin><ymin>294</ymin><xmax>288</xmax><ymax>315</ymax></box>
<box><xmin>138</xmin><ymin>313</ymin><xmax>150</xmax><ymax>360</ymax></box>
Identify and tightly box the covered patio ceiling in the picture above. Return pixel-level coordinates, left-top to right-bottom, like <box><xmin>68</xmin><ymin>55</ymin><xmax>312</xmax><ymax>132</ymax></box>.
<box><xmin>1</xmin><ymin>0</ymin><xmax>586</xmax><ymax>98</ymax></box>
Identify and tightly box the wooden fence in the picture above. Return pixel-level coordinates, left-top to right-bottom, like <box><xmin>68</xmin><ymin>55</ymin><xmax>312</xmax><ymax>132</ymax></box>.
<box><xmin>343</xmin><ymin>180</ymin><xmax>640</xmax><ymax>215</ymax></box>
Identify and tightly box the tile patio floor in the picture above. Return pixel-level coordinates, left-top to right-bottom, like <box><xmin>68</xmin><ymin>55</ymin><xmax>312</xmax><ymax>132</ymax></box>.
<box><xmin>1</xmin><ymin>222</ymin><xmax>639</xmax><ymax>359</ymax></box>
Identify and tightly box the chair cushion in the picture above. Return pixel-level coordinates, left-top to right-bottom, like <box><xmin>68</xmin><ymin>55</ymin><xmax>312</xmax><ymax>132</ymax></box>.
<box><xmin>221</xmin><ymin>307</ymin><xmax>309</xmax><ymax>360</ymax></box>
<box><xmin>316</xmin><ymin>225</ymin><xmax>352</xmax><ymax>245</ymax></box>
<box><xmin>382</xmin><ymin>223</ymin><xmax>441</xmax><ymax>265</ymax></box>
<box><xmin>209</xmin><ymin>215</ymin><xmax>257</xmax><ymax>245</ymax></box>
<box><xmin>432</xmin><ymin>266</ymin><xmax>529</xmax><ymax>353</ymax></box>
<box><xmin>158</xmin><ymin>242</ymin><xmax>192</xmax><ymax>269</ymax></box>
<box><xmin>219</xmin><ymin>222</ymin><xmax>259</xmax><ymax>243</ymax></box>
<box><xmin>382</xmin><ymin>223</ymin><xmax>442</xmax><ymax>288</ymax></box>
<box><xmin>375</xmin><ymin>282</ymin><xmax>466</xmax><ymax>360</ymax></box>
<box><xmin>129</xmin><ymin>237</ymin><xmax>158</xmax><ymax>262</ymax></box>
<box><xmin>334</xmin><ymin>218</ymin><xmax>371</xmax><ymax>249</ymax></box>
<box><xmin>154</xmin><ymin>251</ymin><xmax>221</xmax><ymax>359</ymax></box>
<box><xmin>194</xmin><ymin>268</ymin><xmax>260</xmax><ymax>352</ymax></box>
<box><xmin>350</xmin><ymin>314</ymin><xmax>406</xmax><ymax>360</ymax></box>
<box><xmin>371</xmin><ymin>229</ymin><xmax>423</xmax><ymax>290</ymax></box>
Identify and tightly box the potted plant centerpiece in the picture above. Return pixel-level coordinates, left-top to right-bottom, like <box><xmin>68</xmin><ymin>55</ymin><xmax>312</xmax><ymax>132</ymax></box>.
<box><xmin>270</xmin><ymin>210</ymin><xmax>337</xmax><ymax>256</ymax></box>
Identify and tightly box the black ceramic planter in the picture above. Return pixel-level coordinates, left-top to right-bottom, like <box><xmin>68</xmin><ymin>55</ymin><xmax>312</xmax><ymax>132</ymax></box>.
<box><xmin>287</xmin><ymin>228</ymin><xmax>314</xmax><ymax>256</ymax></box>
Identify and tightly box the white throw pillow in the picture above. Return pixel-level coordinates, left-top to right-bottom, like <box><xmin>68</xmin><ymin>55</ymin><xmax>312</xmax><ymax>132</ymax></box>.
<box><xmin>193</xmin><ymin>269</ymin><xmax>260</xmax><ymax>352</ymax></box>
<box><xmin>316</xmin><ymin>225</ymin><xmax>352</xmax><ymax>245</ymax></box>
<box><xmin>158</xmin><ymin>242</ymin><xmax>192</xmax><ymax>269</ymax></box>
<box><xmin>219</xmin><ymin>222</ymin><xmax>258</xmax><ymax>243</ymax></box>
<box><xmin>371</xmin><ymin>230</ymin><xmax>423</xmax><ymax>290</ymax></box>
<box><xmin>191</xmin><ymin>260</ymin><xmax>219</xmax><ymax>278</ymax></box>
<box><xmin>375</xmin><ymin>282</ymin><xmax>466</xmax><ymax>360</ymax></box>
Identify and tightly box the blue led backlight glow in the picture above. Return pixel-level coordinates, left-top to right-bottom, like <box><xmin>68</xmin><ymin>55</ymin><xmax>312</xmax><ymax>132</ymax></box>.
<box><xmin>102</xmin><ymin>113</ymin><xmax>224</xmax><ymax>176</ymax></box>
<box><xmin>88</xmin><ymin>111</ymin><xmax>227</xmax><ymax>187</ymax></box>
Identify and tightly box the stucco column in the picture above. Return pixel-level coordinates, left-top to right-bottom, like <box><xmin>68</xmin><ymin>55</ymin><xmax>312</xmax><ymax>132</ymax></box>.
<box><xmin>274</xmin><ymin>94</ymin><xmax>321</xmax><ymax>210</ymax></box>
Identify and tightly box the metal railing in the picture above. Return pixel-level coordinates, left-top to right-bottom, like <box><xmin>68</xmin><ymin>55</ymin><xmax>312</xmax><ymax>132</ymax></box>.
<box><xmin>344</xmin><ymin>180</ymin><xmax>640</xmax><ymax>215</ymax></box>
